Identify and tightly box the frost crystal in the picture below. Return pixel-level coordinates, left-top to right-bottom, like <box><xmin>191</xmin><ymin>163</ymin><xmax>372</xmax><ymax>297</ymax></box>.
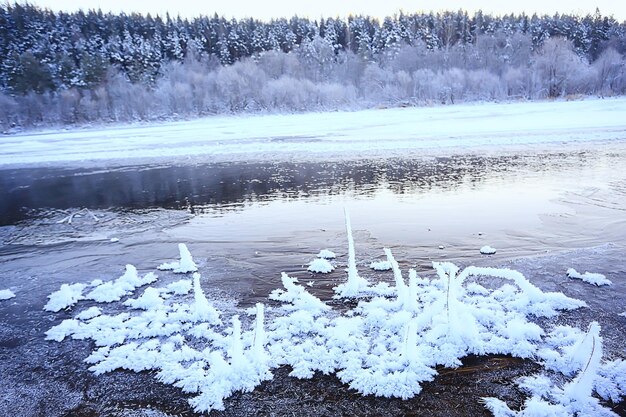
<box><xmin>334</xmin><ymin>209</ymin><xmax>370</xmax><ymax>298</ymax></box>
<box><xmin>566</xmin><ymin>268</ymin><xmax>611</xmax><ymax>286</ymax></box>
<box><xmin>43</xmin><ymin>217</ymin><xmax>625</xmax><ymax>415</ymax></box>
<box><xmin>158</xmin><ymin>243</ymin><xmax>198</xmax><ymax>273</ymax></box>
<box><xmin>44</xmin><ymin>283</ymin><xmax>86</xmax><ymax>312</ymax></box>
<box><xmin>307</xmin><ymin>258</ymin><xmax>334</xmax><ymax>273</ymax></box>
<box><xmin>86</xmin><ymin>265</ymin><xmax>157</xmax><ymax>303</ymax></box>
<box><xmin>370</xmin><ymin>260</ymin><xmax>392</xmax><ymax>271</ymax></box>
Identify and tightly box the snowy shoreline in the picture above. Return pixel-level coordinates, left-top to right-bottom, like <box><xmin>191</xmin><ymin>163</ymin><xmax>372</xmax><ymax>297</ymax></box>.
<box><xmin>1</xmin><ymin>98</ymin><xmax>626</xmax><ymax>168</ymax></box>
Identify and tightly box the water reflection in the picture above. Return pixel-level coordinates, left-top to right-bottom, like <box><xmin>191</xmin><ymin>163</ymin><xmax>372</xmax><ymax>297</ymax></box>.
<box><xmin>0</xmin><ymin>152</ymin><xmax>599</xmax><ymax>226</ymax></box>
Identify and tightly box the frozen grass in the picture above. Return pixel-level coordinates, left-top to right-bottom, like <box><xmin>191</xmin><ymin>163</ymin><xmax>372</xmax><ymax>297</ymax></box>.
<box><xmin>44</xmin><ymin>223</ymin><xmax>625</xmax><ymax>414</ymax></box>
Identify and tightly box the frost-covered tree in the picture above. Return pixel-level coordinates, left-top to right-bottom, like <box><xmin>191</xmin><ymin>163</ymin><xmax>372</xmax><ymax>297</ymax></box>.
<box><xmin>1</xmin><ymin>4</ymin><xmax>626</xmax><ymax>128</ymax></box>
<box><xmin>533</xmin><ymin>37</ymin><xmax>589</xmax><ymax>97</ymax></box>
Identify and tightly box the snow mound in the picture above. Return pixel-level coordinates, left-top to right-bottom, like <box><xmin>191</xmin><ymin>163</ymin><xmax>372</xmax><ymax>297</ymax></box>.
<box><xmin>317</xmin><ymin>249</ymin><xmax>336</xmax><ymax>259</ymax></box>
<box><xmin>308</xmin><ymin>258</ymin><xmax>334</xmax><ymax>274</ymax></box>
<box><xmin>158</xmin><ymin>243</ymin><xmax>198</xmax><ymax>273</ymax></box>
<box><xmin>566</xmin><ymin>268</ymin><xmax>612</xmax><ymax>286</ymax></box>
<box><xmin>0</xmin><ymin>289</ymin><xmax>16</xmax><ymax>300</ymax></box>
<box><xmin>480</xmin><ymin>246</ymin><xmax>497</xmax><ymax>255</ymax></box>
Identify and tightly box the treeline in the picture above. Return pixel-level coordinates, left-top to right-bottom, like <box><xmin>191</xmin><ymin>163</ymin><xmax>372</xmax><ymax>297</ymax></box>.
<box><xmin>1</xmin><ymin>4</ymin><xmax>626</xmax><ymax>129</ymax></box>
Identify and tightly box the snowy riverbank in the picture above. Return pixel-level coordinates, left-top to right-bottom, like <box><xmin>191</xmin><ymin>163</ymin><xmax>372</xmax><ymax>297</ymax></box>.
<box><xmin>2</xmin><ymin>98</ymin><xmax>626</xmax><ymax>167</ymax></box>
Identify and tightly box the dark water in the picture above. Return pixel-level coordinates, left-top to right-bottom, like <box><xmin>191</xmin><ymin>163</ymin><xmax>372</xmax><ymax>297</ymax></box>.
<box><xmin>0</xmin><ymin>151</ymin><xmax>617</xmax><ymax>226</ymax></box>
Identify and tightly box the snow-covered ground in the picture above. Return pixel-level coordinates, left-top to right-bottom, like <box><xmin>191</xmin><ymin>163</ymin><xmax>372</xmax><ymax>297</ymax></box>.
<box><xmin>2</xmin><ymin>98</ymin><xmax>626</xmax><ymax>167</ymax></box>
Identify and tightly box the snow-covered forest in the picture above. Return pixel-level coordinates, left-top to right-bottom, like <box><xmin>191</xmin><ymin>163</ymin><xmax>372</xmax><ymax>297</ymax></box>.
<box><xmin>1</xmin><ymin>4</ymin><xmax>626</xmax><ymax>129</ymax></box>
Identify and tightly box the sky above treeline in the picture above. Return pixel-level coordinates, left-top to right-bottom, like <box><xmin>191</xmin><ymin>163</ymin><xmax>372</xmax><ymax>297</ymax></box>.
<box><xmin>19</xmin><ymin>0</ymin><xmax>626</xmax><ymax>21</ymax></box>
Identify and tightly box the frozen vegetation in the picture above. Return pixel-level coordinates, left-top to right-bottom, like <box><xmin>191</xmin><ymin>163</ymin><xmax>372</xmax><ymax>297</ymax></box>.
<box><xmin>44</xmin><ymin>216</ymin><xmax>626</xmax><ymax>414</ymax></box>
<box><xmin>0</xmin><ymin>289</ymin><xmax>15</xmax><ymax>300</ymax></box>
<box><xmin>566</xmin><ymin>268</ymin><xmax>612</xmax><ymax>286</ymax></box>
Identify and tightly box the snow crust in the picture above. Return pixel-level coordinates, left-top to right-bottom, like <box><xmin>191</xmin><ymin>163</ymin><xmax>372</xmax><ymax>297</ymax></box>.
<box><xmin>43</xmin><ymin>224</ymin><xmax>625</xmax><ymax>414</ymax></box>
<box><xmin>3</xmin><ymin>98</ymin><xmax>626</xmax><ymax>167</ymax></box>
<box><xmin>0</xmin><ymin>289</ymin><xmax>16</xmax><ymax>300</ymax></box>
<box><xmin>566</xmin><ymin>268</ymin><xmax>612</xmax><ymax>286</ymax></box>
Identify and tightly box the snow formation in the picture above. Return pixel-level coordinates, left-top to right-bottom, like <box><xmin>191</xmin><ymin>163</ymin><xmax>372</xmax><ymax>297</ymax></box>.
<box><xmin>333</xmin><ymin>209</ymin><xmax>370</xmax><ymax>298</ymax></box>
<box><xmin>44</xmin><ymin>283</ymin><xmax>87</xmax><ymax>312</ymax></box>
<box><xmin>370</xmin><ymin>260</ymin><xmax>392</xmax><ymax>271</ymax></box>
<box><xmin>566</xmin><ymin>268</ymin><xmax>612</xmax><ymax>286</ymax></box>
<box><xmin>158</xmin><ymin>243</ymin><xmax>198</xmax><ymax>273</ymax></box>
<box><xmin>483</xmin><ymin>322</ymin><xmax>626</xmax><ymax>416</ymax></box>
<box><xmin>44</xmin><ymin>225</ymin><xmax>625</xmax><ymax>414</ymax></box>
<box><xmin>307</xmin><ymin>258</ymin><xmax>334</xmax><ymax>274</ymax></box>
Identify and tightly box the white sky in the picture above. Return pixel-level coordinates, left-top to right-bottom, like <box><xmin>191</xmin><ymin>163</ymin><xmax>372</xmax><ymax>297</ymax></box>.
<box><xmin>23</xmin><ymin>0</ymin><xmax>626</xmax><ymax>21</ymax></box>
